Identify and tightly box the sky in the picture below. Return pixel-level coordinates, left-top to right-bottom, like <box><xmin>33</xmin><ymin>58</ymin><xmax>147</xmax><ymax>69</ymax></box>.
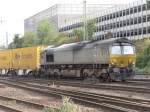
<box><xmin>0</xmin><ymin>0</ymin><xmax>137</xmax><ymax>46</ymax></box>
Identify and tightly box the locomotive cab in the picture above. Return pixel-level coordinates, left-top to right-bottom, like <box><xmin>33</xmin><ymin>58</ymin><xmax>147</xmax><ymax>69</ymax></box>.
<box><xmin>109</xmin><ymin>42</ymin><xmax>136</xmax><ymax>81</ymax></box>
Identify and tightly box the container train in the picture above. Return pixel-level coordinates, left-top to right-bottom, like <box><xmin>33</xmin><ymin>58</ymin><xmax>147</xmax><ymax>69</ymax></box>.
<box><xmin>0</xmin><ymin>37</ymin><xmax>136</xmax><ymax>81</ymax></box>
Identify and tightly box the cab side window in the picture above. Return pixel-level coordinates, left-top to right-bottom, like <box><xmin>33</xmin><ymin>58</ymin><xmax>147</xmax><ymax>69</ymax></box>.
<box><xmin>46</xmin><ymin>54</ymin><xmax>54</xmax><ymax>62</ymax></box>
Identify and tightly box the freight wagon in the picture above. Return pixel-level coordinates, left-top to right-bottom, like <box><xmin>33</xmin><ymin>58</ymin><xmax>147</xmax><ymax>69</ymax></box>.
<box><xmin>0</xmin><ymin>46</ymin><xmax>45</xmax><ymax>76</ymax></box>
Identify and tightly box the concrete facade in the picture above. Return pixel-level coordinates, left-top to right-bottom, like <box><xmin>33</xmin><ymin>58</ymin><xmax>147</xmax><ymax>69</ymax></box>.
<box><xmin>59</xmin><ymin>0</ymin><xmax>150</xmax><ymax>40</ymax></box>
<box><xmin>24</xmin><ymin>4</ymin><xmax>107</xmax><ymax>33</ymax></box>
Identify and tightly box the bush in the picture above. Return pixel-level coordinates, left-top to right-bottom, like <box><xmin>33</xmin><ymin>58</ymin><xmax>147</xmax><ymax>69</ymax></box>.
<box><xmin>136</xmin><ymin>45</ymin><xmax>150</xmax><ymax>74</ymax></box>
<box><xmin>136</xmin><ymin>46</ymin><xmax>150</xmax><ymax>68</ymax></box>
<box><xmin>42</xmin><ymin>96</ymin><xmax>96</xmax><ymax>112</ymax></box>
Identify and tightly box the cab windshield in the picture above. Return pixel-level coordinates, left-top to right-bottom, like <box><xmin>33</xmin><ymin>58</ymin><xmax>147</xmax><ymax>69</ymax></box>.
<box><xmin>123</xmin><ymin>46</ymin><xmax>134</xmax><ymax>54</ymax></box>
<box><xmin>111</xmin><ymin>45</ymin><xmax>134</xmax><ymax>55</ymax></box>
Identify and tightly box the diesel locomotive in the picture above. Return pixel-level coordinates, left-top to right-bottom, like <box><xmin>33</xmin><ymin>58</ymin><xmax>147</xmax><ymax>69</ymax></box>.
<box><xmin>41</xmin><ymin>37</ymin><xmax>136</xmax><ymax>81</ymax></box>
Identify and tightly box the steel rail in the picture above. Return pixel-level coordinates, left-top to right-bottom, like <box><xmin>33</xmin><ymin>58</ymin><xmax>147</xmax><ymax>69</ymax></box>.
<box><xmin>0</xmin><ymin>79</ymin><xmax>150</xmax><ymax>112</ymax></box>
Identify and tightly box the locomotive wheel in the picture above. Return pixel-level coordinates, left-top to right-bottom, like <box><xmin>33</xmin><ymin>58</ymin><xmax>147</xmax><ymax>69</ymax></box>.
<box><xmin>28</xmin><ymin>71</ymin><xmax>34</xmax><ymax>77</ymax></box>
<box><xmin>53</xmin><ymin>72</ymin><xmax>60</xmax><ymax>79</ymax></box>
<box><xmin>99</xmin><ymin>73</ymin><xmax>111</xmax><ymax>82</ymax></box>
<box><xmin>82</xmin><ymin>73</ymin><xmax>88</xmax><ymax>80</ymax></box>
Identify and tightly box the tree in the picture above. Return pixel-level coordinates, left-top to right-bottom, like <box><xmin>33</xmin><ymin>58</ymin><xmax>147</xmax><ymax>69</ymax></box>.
<box><xmin>86</xmin><ymin>19</ymin><xmax>96</xmax><ymax>40</ymax></box>
<box><xmin>8</xmin><ymin>34</ymin><xmax>23</xmax><ymax>49</ymax></box>
<box><xmin>73</xmin><ymin>19</ymin><xmax>96</xmax><ymax>41</ymax></box>
<box><xmin>8</xmin><ymin>18</ymin><xmax>71</xmax><ymax>49</ymax></box>
<box><xmin>136</xmin><ymin>45</ymin><xmax>150</xmax><ymax>69</ymax></box>
<box><xmin>37</xmin><ymin>18</ymin><xmax>57</xmax><ymax>45</ymax></box>
<box><xmin>73</xmin><ymin>29</ymin><xmax>84</xmax><ymax>41</ymax></box>
<box><xmin>135</xmin><ymin>39</ymin><xmax>150</xmax><ymax>55</ymax></box>
<box><xmin>22</xmin><ymin>32</ymin><xmax>37</xmax><ymax>47</ymax></box>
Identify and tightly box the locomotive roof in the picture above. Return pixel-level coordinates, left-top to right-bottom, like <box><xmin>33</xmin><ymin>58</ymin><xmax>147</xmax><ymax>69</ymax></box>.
<box><xmin>44</xmin><ymin>45</ymin><xmax>55</xmax><ymax>51</ymax></box>
<box><xmin>93</xmin><ymin>37</ymin><xmax>133</xmax><ymax>45</ymax></box>
<box><xmin>45</xmin><ymin>37</ymin><xmax>133</xmax><ymax>52</ymax></box>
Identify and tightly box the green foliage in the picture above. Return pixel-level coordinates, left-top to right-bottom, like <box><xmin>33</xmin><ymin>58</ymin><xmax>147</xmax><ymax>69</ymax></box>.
<box><xmin>43</xmin><ymin>97</ymin><xmax>76</xmax><ymax>112</ymax></box>
<box><xmin>73</xmin><ymin>29</ymin><xmax>84</xmax><ymax>41</ymax></box>
<box><xmin>9</xmin><ymin>18</ymin><xmax>71</xmax><ymax>48</ymax></box>
<box><xmin>136</xmin><ymin>45</ymin><xmax>150</xmax><ymax>70</ymax></box>
<box><xmin>37</xmin><ymin>18</ymin><xmax>57</xmax><ymax>45</ymax></box>
<box><xmin>73</xmin><ymin>19</ymin><xmax>96</xmax><ymax>41</ymax></box>
<box><xmin>8</xmin><ymin>34</ymin><xmax>23</xmax><ymax>49</ymax></box>
<box><xmin>55</xmin><ymin>33</ymin><xmax>71</xmax><ymax>46</ymax></box>
<box><xmin>42</xmin><ymin>96</ymin><xmax>96</xmax><ymax>112</ymax></box>
<box><xmin>22</xmin><ymin>32</ymin><xmax>37</xmax><ymax>47</ymax></box>
<box><xmin>86</xmin><ymin>19</ymin><xmax>96</xmax><ymax>40</ymax></box>
<box><xmin>135</xmin><ymin>39</ymin><xmax>150</xmax><ymax>54</ymax></box>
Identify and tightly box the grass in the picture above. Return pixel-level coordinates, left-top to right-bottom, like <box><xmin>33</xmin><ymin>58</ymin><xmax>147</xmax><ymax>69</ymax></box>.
<box><xmin>42</xmin><ymin>96</ymin><xmax>97</xmax><ymax>112</ymax></box>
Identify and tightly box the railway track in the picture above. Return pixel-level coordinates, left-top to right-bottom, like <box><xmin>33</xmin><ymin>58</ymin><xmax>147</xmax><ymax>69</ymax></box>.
<box><xmin>0</xmin><ymin>78</ymin><xmax>150</xmax><ymax>112</ymax></box>
<box><xmin>0</xmin><ymin>104</ymin><xmax>23</xmax><ymax>112</ymax></box>
<box><xmin>0</xmin><ymin>90</ymin><xmax>51</xmax><ymax>112</ymax></box>
<box><xmin>9</xmin><ymin>77</ymin><xmax>150</xmax><ymax>94</ymax></box>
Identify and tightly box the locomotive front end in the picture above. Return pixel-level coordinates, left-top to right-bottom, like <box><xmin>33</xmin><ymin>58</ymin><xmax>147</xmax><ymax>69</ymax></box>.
<box><xmin>109</xmin><ymin>42</ymin><xmax>136</xmax><ymax>81</ymax></box>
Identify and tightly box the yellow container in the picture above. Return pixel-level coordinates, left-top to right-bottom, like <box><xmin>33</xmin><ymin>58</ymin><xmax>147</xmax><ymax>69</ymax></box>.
<box><xmin>0</xmin><ymin>50</ymin><xmax>12</xmax><ymax>69</ymax></box>
<box><xmin>11</xmin><ymin>46</ymin><xmax>44</xmax><ymax>70</ymax></box>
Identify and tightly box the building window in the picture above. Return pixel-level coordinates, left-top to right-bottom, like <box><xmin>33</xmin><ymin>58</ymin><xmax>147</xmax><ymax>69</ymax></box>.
<box><xmin>107</xmin><ymin>24</ymin><xmax>110</xmax><ymax>30</ymax></box>
<box><xmin>127</xmin><ymin>30</ymin><xmax>130</xmax><ymax>36</ymax></box>
<box><xmin>113</xmin><ymin>33</ymin><xmax>117</xmax><ymax>38</ymax></box>
<box><xmin>130</xmin><ymin>8</ymin><xmax>133</xmax><ymax>14</ymax></box>
<box><xmin>142</xmin><ymin>4</ymin><xmax>146</xmax><ymax>11</ymax></box>
<box><xmin>102</xmin><ymin>16</ymin><xmax>104</xmax><ymax>21</ymax></box>
<box><xmin>117</xmin><ymin>22</ymin><xmax>119</xmax><ymax>28</ymax></box>
<box><xmin>96</xmin><ymin>18</ymin><xmax>99</xmax><ymax>23</ymax></box>
<box><xmin>102</xmin><ymin>26</ymin><xmax>104</xmax><ymax>30</ymax></box>
<box><xmin>143</xmin><ymin>27</ymin><xmax>147</xmax><ymax>34</ymax></box>
<box><xmin>147</xmin><ymin>15</ymin><xmax>150</xmax><ymax>21</ymax></box>
<box><xmin>120</xmin><ymin>31</ymin><xmax>123</xmax><ymax>37</ymax></box>
<box><xmin>110</xmin><ymin>24</ymin><xmax>113</xmax><ymax>29</ymax></box>
<box><xmin>120</xmin><ymin>21</ymin><xmax>123</xmax><ymax>27</ymax></box>
<box><xmin>134</xmin><ymin>29</ymin><xmax>138</xmax><ymax>35</ymax></box>
<box><xmin>107</xmin><ymin>15</ymin><xmax>109</xmax><ymax>20</ymax></box>
<box><xmin>138</xmin><ymin>17</ymin><xmax>142</xmax><ymax>23</ymax></box>
<box><xmin>147</xmin><ymin>1</ymin><xmax>150</xmax><ymax>10</ymax></box>
<box><xmin>148</xmin><ymin>27</ymin><xmax>150</xmax><ymax>33</ymax></box>
<box><xmin>134</xmin><ymin>7</ymin><xmax>138</xmax><ymax>13</ymax></box>
<box><xmin>138</xmin><ymin>5</ymin><xmax>142</xmax><ymax>12</ymax></box>
<box><xmin>130</xmin><ymin>19</ymin><xmax>134</xmax><ymax>25</ymax></box>
<box><xmin>123</xmin><ymin>20</ymin><xmax>126</xmax><ymax>26</ymax></box>
<box><xmin>97</xmin><ymin>26</ymin><xmax>101</xmax><ymax>31</ymax></box>
<box><xmin>110</xmin><ymin>14</ymin><xmax>112</xmax><ymax>19</ymax></box>
<box><xmin>113</xmin><ymin>13</ymin><xmax>116</xmax><ymax>18</ymax></box>
<box><xmin>99</xmin><ymin>17</ymin><xmax>102</xmax><ymax>22</ymax></box>
<box><xmin>117</xmin><ymin>32</ymin><xmax>120</xmax><ymax>37</ymax></box>
<box><xmin>123</xmin><ymin>31</ymin><xmax>126</xmax><ymax>37</ymax></box>
<box><xmin>123</xmin><ymin>10</ymin><xmax>126</xmax><ymax>16</ymax></box>
<box><xmin>134</xmin><ymin>18</ymin><xmax>137</xmax><ymax>24</ymax></box>
<box><xmin>127</xmin><ymin>19</ymin><xmax>130</xmax><ymax>26</ymax></box>
<box><xmin>131</xmin><ymin>30</ymin><xmax>134</xmax><ymax>36</ymax></box>
<box><xmin>116</xmin><ymin>12</ymin><xmax>119</xmax><ymax>17</ymax></box>
<box><xmin>142</xmin><ymin>15</ymin><xmax>146</xmax><ymax>22</ymax></box>
<box><xmin>126</xmin><ymin>9</ymin><xmax>129</xmax><ymax>15</ymax></box>
<box><xmin>119</xmin><ymin>11</ymin><xmax>122</xmax><ymax>17</ymax></box>
<box><xmin>104</xmin><ymin>16</ymin><xmax>107</xmax><ymax>21</ymax></box>
<box><xmin>138</xmin><ymin>28</ymin><xmax>142</xmax><ymax>35</ymax></box>
<box><xmin>113</xmin><ymin>23</ymin><xmax>116</xmax><ymax>28</ymax></box>
<box><xmin>104</xmin><ymin>25</ymin><xmax>106</xmax><ymax>30</ymax></box>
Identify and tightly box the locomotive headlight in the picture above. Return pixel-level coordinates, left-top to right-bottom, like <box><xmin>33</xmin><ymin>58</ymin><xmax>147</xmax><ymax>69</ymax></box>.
<box><xmin>111</xmin><ymin>59</ymin><xmax>117</xmax><ymax>65</ymax></box>
<box><xmin>128</xmin><ymin>61</ymin><xmax>135</xmax><ymax>67</ymax></box>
